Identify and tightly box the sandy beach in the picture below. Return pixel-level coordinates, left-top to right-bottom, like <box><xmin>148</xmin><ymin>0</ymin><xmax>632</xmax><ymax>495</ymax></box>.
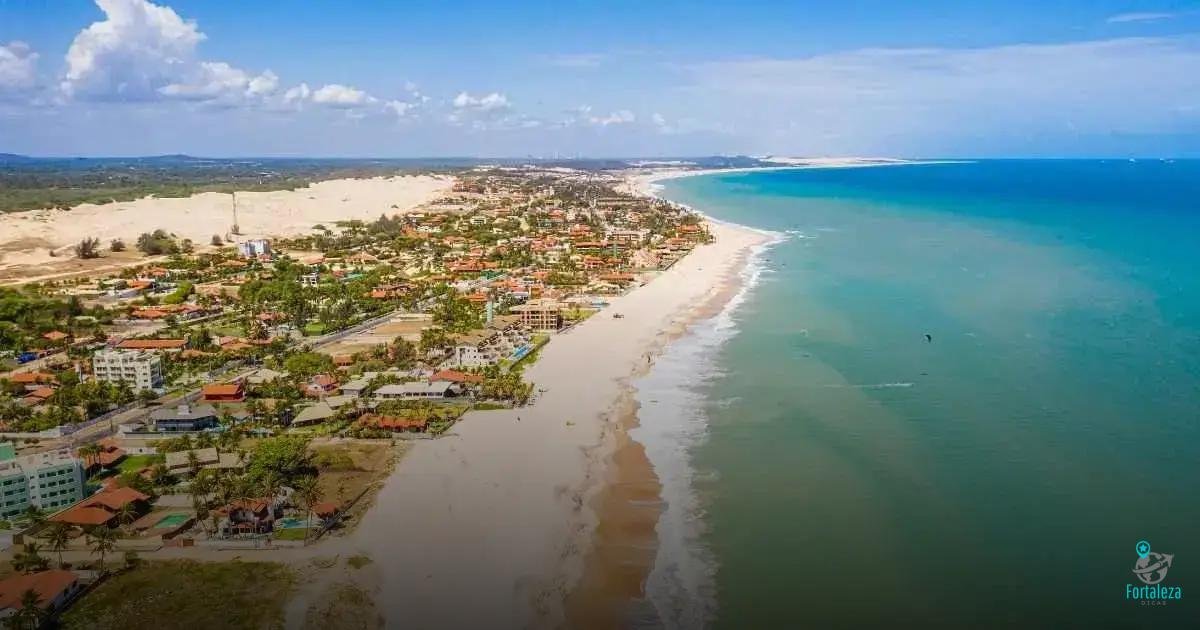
<box><xmin>343</xmin><ymin>197</ymin><xmax>771</xmax><ymax>628</ymax></box>
<box><xmin>0</xmin><ymin>174</ymin><xmax>453</xmax><ymax>274</ymax></box>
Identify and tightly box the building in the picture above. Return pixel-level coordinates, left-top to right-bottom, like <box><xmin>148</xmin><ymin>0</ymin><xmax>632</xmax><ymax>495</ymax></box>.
<box><xmin>237</xmin><ymin>238</ymin><xmax>272</xmax><ymax>259</ymax></box>
<box><xmin>92</xmin><ymin>349</ymin><xmax>163</xmax><ymax>391</ymax></box>
<box><xmin>200</xmin><ymin>382</ymin><xmax>246</xmax><ymax>402</ymax></box>
<box><xmin>450</xmin><ymin>315</ymin><xmax>531</xmax><ymax>368</ymax></box>
<box><xmin>305</xmin><ymin>375</ymin><xmax>339</xmax><ymax>398</ymax></box>
<box><xmin>510</xmin><ymin>298</ymin><xmax>564</xmax><ymax>331</ymax></box>
<box><xmin>0</xmin><ymin>444</ymin><xmax>87</xmax><ymax>520</ymax></box>
<box><xmin>149</xmin><ymin>403</ymin><xmax>219</xmax><ymax>433</ymax></box>
<box><xmin>164</xmin><ymin>448</ymin><xmax>244</xmax><ymax>476</ymax></box>
<box><xmin>338</xmin><ymin>378</ymin><xmax>370</xmax><ymax>398</ymax></box>
<box><xmin>373</xmin><ymin>382</ymin><xmax>458</xmax><ymax>400</ymax></box>
<box><xmin>49</xmin><ymin>486</ymin><xmax>150</xmax><ymax>528</ymax></box>
<box><xmin>0</xmin><ymin>570</ymin><xmax>83</xmax><ymax>621</ymax></box>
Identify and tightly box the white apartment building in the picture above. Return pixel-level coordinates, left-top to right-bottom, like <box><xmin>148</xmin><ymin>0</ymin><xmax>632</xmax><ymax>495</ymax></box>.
<box><xmin>0</xmin><ymin>444</ymin><xmax>87</xmax><ymax>519</ymax></box>
<box><xmin>237</xmin><ymin>238</ymin><xmax>272</xmax><ymax>258</ymax></box>
<box><xmin>92</xmin><ymin>349</ymin><xmax>163</xmax><ymax>391</ymax></box>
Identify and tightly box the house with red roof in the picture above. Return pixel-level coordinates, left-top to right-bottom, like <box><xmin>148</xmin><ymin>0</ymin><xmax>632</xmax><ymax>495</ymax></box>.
<box><xmin>201</xmin><ymin>382</ymin><xmax>246</xmax><ymax>403</ymax></box>
<box><xmin>50</xmin><ymin>486</ymin><xmax>150</xmax><ymax>528</ymax></box>
<box><xmin>0</xmin><ymin>570</ymin><xmax>82</xmax><ymax>619</ymax></box>
<box><xmin>305</xmin><ymin>374</ymin><xmax>339</xmax><ymax>398</ymax></box>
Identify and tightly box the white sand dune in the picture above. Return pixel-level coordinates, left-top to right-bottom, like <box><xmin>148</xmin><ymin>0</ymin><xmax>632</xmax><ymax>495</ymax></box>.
<box><xmin>0</xmin><ymin>175</ymin><xmax>453</xmax><ymax>269</ymax></box>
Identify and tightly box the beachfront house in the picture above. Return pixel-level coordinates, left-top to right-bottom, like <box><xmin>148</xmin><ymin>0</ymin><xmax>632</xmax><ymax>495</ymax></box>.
<box><xmin>0</xmin><ymin>570</ymin><xmax>83</xmax><ymax>622</ymax></box>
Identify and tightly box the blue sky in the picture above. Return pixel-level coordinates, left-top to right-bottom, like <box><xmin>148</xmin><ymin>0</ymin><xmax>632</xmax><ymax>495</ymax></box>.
<box><xmin>2</xmin><ymin>0</ymin><xmax>1199</xmax><ymax>157</ymax></box>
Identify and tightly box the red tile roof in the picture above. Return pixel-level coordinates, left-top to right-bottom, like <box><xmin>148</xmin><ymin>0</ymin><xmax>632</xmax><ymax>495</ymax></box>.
<box><xmin>50</xmin><ymin>506</ymin><xmax>116</xmax><ymax>526</ymax></box>
<box><xmin>312</xmin><ymin>502</ymin><xmax>339</xmax><ymax>518</ymax></box>
<box><xmin>82</xmin><ymin>486</ymin><xmax>149</xmax><ymax>511</ymax></box>
<box><xmin>8</xmin><ymin>372</ymin><xmax>56</xmax><ymax>385</ymax></box>
<box><xmin>201</xmin><ymin>383</ymin><xmax>245</xmax><ymax>398</ymax></box>
<box><xmin>117</xmin><ymin>338</ymin><xmax>187</xmax><ymax>350</ymax></box>
<box><xmin>0</xmin><ymin>570</ymin><xmax>78</xmax><ymax>611</ymax></box>
<box><xmin>430</xmin><ymin>370</ymin><xmax>483</xmax><ymax>384</ymax></box>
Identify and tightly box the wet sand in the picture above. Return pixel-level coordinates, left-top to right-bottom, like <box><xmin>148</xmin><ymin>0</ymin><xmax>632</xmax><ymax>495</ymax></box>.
<box><xmin>341</xmin><ymin>218</ymin><xmax>771</xmax><ymax>629</ymax></box>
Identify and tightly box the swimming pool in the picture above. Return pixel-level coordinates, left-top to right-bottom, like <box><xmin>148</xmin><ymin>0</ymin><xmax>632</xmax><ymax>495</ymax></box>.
<box><xmin>276</xmin><ymin>516</ymin><xmax>318</xmax><ymax>529</ymax></box>
<box><xmin>153</xmin><ymin>513</ymin><xmax>189</xmax><ymax>529</ymax></box>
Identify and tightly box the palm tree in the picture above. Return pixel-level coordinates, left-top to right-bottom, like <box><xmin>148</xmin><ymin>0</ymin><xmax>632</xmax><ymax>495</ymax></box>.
<box><xmin>259</xmin><ymin>471</ymin><xmax>283</xmax><ymax>512</ymax></box>
<box><xmin>85</xmin><ymin>526</ymin><xmax>119</xmax><ymax>572</ymax></box>
<box><xmin>11</xmin><ymin>543</ymin><xmax>48</xmax><ymax>574</ymax></box>
<box><xmin>77</xmin><ymin>443</ymin><xmax>103</xmax><ymax>471</ymax></box>
<box><xmin>21</xmin><ymin>506</ymin><xmax>45</xmax><ymax>530</ymax></box>
<box><xmin>5</xmin><ymin>589</ymin><xmax>45</xmax><ymax>630</ymax></box>
<box><xmin>115</xmin><ymin>502</ymin><xmax>138</xmax><ymax>529</ymax></box>
<box><xmin>45</xmin><ymin>523</ymin><xmax>72</xmax><ymax>568</ymax></box>
<box><xmin>186</xmin><ymin>449</ymin><xmax>201</xmax><ymax>477</ymax></box>
<box><xmin>294</xmin><ymin>476</ymin><xmax>323</xmax><ymax>545</ymax></box>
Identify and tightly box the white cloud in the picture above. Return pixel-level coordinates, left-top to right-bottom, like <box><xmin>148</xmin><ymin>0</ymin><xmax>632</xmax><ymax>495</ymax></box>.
<box><xmin>283</xmin><ymin>82</ymin><xmax>311</xmax><ymax>104</ymax></box>
<box><xmin>311</xmin><ymin>83</ymin><xmax>375</xmax><ymax>108</ymax></box>
<box><xmin>158</xmin><ymin>61</ymin><xmax>277</xmax><ymax>103</ymax></box>
<box><xmin>56</xmin><ymin>0</ymin><xmax>411</xmax><ymax>121</ymax></box>
<box><xmin>453</xmin><ymin>91</ymin><xmax>511</xmax><ymax>112</ymax></box>
<box><xmin>590</xmin><ymin>109</ymin><xmax>635</xmax><ymax>126</ymax></box>
<box><xmin>0</xmin><ymin>41</ymin><xmax>39</xmax><ymax>94</ymax></box>
<box><xmin>62</xmin><ymin>0</ymin><xmax>206</xmax><ymax>99</ymax></box>
<box><xmin>385</xmin><ymin>100</ymin><xmax>414</xmax><ymax>117</ymax></box>
<box><xmin>559</xmin><ymin>105</ymin><xmax>637</xmax><ymax>128</ymax></box>
<box><xmin>246</xmin><ymin>70</ymin><xmax>279</xmax><ymax>97</ymax></box>
<box><xmin>1107</xmin><ymin>12</ymin><xmax>1176</xmax><ymax>24</ymax></box>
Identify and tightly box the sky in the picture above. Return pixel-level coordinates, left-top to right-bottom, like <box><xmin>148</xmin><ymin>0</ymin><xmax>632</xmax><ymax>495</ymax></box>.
<box><xmin>1</xmin><ymin>0</ymin><xmax>1199</xmax><ymax>158</ymax></box>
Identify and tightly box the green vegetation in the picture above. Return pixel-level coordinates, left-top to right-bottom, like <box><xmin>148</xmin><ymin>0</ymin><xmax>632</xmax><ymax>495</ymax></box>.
<box><xmin>272</xmin><ymin>528</ymin><xmax>308</xmax><ymax>541</ymax></box>
<box><xmin>136</xmin><ymin>229</ymin><xmax>180</xmax><ymax>255</ymax></box>
<box><xmin>282</xmin><ymin>351</ymin><xmax>334</xmax><ymax>379</ymax></box>
<box><xmin>161</xmin><ymin>281</ymin><xmax>194</xmax><ymax>304</ymax></box>
<box><xmin>60</xmin><ymin>560</ymin><xmax>295</xmax><ymax>630</ymax></box>
<box><xmin>0</xmin><ymin>156</ymin><xmax>434</xmax><ymax>214</ymax></box>
<box><xmin>74</xmin><ymin>237</ymin><xmax>101</xmax><ymax>259</ymax></box>
<box><xmin>116</xmin><ymin>454</ymin><xmax>163</xmax><ymax>474</ymax></box>
<box><xmin>0</xmin><ymin>287</ymin><xmax>109</xmax><ymax>351</ymax></box>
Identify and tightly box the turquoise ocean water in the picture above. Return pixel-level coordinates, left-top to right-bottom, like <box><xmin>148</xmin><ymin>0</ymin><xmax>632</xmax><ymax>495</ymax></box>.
<box><xmin>636</xmin><ymin>161</ymin><xmax>1199</xmax><ymax>628</ymax></box>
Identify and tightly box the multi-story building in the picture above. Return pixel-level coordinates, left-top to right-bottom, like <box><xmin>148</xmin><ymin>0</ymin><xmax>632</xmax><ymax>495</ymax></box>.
<box><xmin>92</xmin><ymin>349</ymin><xmax>163</xmax><ymax>391</ymax></box>
<box><xmin>450</xmin><ymin>315</ymin><xmax>532</xmax><ymax>368</ymax></box>
<box><xmin>510</xmin><ymin>298</ymin><xmax>564</xmax><ymax>331</ymax></box>
<box><xmin>237</xmin><ymin>238</ymin><xmax>272</xmax><ymax>259</ymax></box>
<box><xmin>0</xmin><ymin>443</ymin><xmax>87</xmax><ymax>519</ymax></box>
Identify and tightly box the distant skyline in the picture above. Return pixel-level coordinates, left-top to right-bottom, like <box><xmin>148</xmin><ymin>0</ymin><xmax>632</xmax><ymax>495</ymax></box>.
<box><xmin>3</xmin><ymin>0</ymin><xmax>1200</xmax><ymax>157</ymax></box>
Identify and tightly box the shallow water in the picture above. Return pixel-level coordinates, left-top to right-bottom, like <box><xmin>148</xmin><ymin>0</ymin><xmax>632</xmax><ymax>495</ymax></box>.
<box><xmin>642</xmin><ymin>161</ymin><xmax>1200</xmax><ymax>627</ymax></box>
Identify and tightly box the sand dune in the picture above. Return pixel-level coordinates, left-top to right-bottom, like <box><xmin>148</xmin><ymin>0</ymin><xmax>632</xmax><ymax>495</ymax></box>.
<box><xmin>0</xmin><ymin>174</ymin><xmax>453</xmax><ymax>270</ymax></box>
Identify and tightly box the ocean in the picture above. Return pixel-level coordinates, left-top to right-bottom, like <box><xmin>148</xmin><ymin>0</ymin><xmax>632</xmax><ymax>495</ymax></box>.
<box><xmin>637</xmin><ymin>160</ymin><xmax>1200</xmax><ymax>628</ymax></box>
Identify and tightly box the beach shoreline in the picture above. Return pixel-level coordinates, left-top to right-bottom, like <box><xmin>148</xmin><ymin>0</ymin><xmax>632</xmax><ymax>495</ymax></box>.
<box><xmin>331</xmin><ymin>169</ymin><xmax>772</xmax><ymax>629</ymax></box>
